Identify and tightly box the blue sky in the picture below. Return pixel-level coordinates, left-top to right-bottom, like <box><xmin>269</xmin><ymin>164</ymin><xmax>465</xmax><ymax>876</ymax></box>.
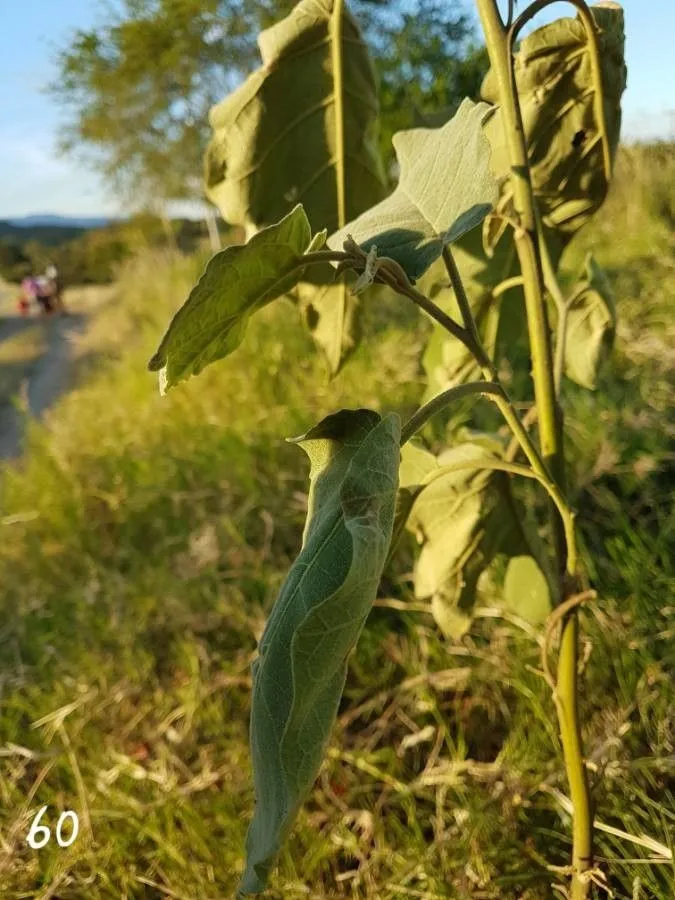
<box><xmin>0</xmin><ymin>0</ymin><xmax>673</xmax><ymax>218</ymax></box>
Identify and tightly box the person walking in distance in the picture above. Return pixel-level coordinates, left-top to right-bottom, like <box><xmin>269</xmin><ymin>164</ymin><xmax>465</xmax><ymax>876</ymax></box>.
<box><xmin>46</xmin><ymin>264</ymin><xmax>65</xmax><ymax>313</ymax></box>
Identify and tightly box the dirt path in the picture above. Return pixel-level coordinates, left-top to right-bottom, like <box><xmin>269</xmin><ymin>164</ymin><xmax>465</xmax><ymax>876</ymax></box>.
<box><xmin>0</xmin><ymin>286</ymin><xmax>114</xmax><ymax>459</ymax></box>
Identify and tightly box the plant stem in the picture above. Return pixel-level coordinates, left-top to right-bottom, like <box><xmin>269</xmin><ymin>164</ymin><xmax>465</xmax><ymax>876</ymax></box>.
<box><xmin>441</xmin><ymin>245</ymin><xmax>551</xmax><ymax>483</ymax></box>
<box><xmin>400</xmin><ymin>381</ymin><xmax>501</xmax><ymax>445</ymax></box>
<box><xmin>475</xmin><ymin>1</ymin><xmax>592</xmax><ymax>895</ymax></box>
<box><xmin>441</xmin><ymin>246</ymin><xmax>488</xmax><ymax>364</ymax></box>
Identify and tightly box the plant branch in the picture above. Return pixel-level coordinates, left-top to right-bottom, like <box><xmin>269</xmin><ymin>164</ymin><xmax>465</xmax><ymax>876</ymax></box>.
<box><xmin>400</xmin><ymin>381</ymin><xmax>501</xmax><ymax>445</ymax></box>
<box><xmin>440</xmin><ymin>243</ymin><xmax>557</xmax><ymax>489</ymax></box>
<box><xmin>505</xmin><ymin>0</ymin><xmax>515</xmax><ymax>28</ymax></box>
<box><xmin>374</xmin><ymin>264</ymin><xmax>479</xmax><ymax>355</ymax></box>
<box><xmin>301</xmin><ymin>249</ymin><xmax>354</xmax><ymax>266</ymax></box>
<box><xmin>475</xmin><ymin>2</ymin><xmax>592</xmax><ymax>896</ymax></box>
<box><xmin>477</xmin><ymin>0</ymin><xmax>561</xmax><ymax>482</ymax></box>
<box><xmin>441</xmin><ymin>245</ymin><xmax>491</xmax><ymax>367</ymax></box>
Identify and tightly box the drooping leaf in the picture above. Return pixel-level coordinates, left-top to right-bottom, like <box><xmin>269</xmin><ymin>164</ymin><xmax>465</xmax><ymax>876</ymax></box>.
<box><xmin>329</xmin><ymin>99</ymin><xmax>499</xmax><ymax>281</ymax></box>
<box><xmin>204</xmin><ymin>0</ymin><xmax>387</xmax><ymax>374</ymax></box>
<box><xmin>148</xmin><ymin>205</ymin><xmax>325</xmax><ymax>392</ymax></box>
<box><xmin>403</xmin><ymin>437</ymin><xmax>551</xmax><ymax>638</ymax></box>
<box><xmin>205</xmin><ymin>0</ymin><xmax>385</xmax><ymax>234</ymax></box>
<box><xmin>420</xmin><ymin>6</ymin><xmax>626</xmax><ymax>412</ymax></box>
<box><xmin>482</xmin><ymin>4</ymin><xmax>626</xmax><ymax>250</ymax></box>
<box><xmin>404</xmin><ymin>438</ymin><xmax>501</xmax><ymax>638</ymax></box>
<box><xmin>564</xmin><ymin>253</ymin><xmax>616</xmax><ymax>389</ymax></box>
<box><xmin>504</xmin><ymin>555</ymin><xmax>551</xmax><ymax>625</ymax></box>
<box><xmin>240</xmin><ymin>408</ymin><xmax>400</xmax><ymax>896</ymax></box>
<box><xmin>386</xmin><ymin>440</ymin><xmax>438</xmax><ymax>565</ymax></box>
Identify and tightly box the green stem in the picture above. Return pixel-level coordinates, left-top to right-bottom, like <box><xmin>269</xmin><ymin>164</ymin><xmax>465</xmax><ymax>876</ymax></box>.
<box><xmin>441</xmin><ymin>246</ymin><xmax>489</xmax><ymax>365</ymax></box>
<box><xmin>441</xmin><ymin>245</ymin><xmax>553</xmax><ymax>484</ymax></box>
<box><xmin>375</xmin><ymin>265</ymin><xmax>478</xmax><ymax>353</ymax></box>
<box><xmin>400</xmin><ymin>381</ymin><xmax>501</xmax><ymax>445</ymax></box>
<box><xmin>475</xmin><ymin>2</ymin><xmax>592</xmax><ymax>896</ymax></box>
<box><xmin>331</xmin><ymin>0</ymin><xmax>346</xmax><ymax>228</ymax></box>
<box><xmin>476</xmin><ymin>0</ymin><xmax>560</xmax><ymax>476</ymax></box>
<box><xmin>440</xmin><ymin>246</ymin><xmax>577</xmax><ymax>575</ymax></box>
<box><xmin>301</xmin><ymin>250</ymin><xmax>353</xmax><ymax>266</ymax></box>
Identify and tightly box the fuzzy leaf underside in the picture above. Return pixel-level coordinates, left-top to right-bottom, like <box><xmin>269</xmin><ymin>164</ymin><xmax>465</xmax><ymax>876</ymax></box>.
<box><xmin>400</xmin><ymin>439</ymin><xmax>551</xmax><ymax>637</ymax></box>
<box><xmin>148</xmin><ymin>205</ymin><xmax>324</xmax><ymax>391</ymax></box>
<box><xmin>240</xmin><ymin>409</ymin><xmax>400</xmax><ymax>896</ymax></box>
<box><xmin>204</xmin><ymin>0</ymin><xmax>387</xmax><ymax>374</ymax></box>
<box><xmin>329</xmin><ymin>99</ymin><xmax>498</xmax><ymax>281</ymax></box>
<box><xmin>564</xmin><ymin>254</ymin><xmax>616</xmax><ymax>389</ymax></box>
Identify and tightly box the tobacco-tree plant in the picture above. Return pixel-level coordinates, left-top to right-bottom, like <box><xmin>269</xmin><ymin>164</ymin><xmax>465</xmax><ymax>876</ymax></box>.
<box><xmin>150</xmin><ymin>1</ymin><xmax>626</xmax><ymax>896</ymax></box>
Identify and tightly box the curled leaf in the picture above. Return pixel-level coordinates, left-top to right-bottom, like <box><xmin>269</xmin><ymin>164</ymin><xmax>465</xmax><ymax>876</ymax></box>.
<box><xmin>483</xmin><ymin>5</ymin><xmax>626</xmax><ymax>247</ymax></box>
<box><xmin>241</xmin><ymin>408</ymin><xmax>400</xmax><ymax>895</ymax></box>
<box><xmin>401</xmin><ymin>438</ymin><xmax>551</xmax><ymax>638</ymax></box>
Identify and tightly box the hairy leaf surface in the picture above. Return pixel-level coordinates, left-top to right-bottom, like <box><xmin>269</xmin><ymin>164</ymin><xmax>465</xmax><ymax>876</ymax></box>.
<box><xmin>204</xmin><ymin>0</ymin><xmax>387</xmax><ymax>374</ymax></box>
<box><xmin>330</xmin><ymin>99</ymin><xmax>498</xmax><ymax>280</ymax></box>
<box><xmin>564</xmin><ymin>254</ymin><xmax>616</xmax><ymax>389</ymax></box>
<box><xmin>240</xmin><ymin>409</ymin><xmax>400</xmax><ymax>895</ymax></box>
<box><xmin>149</xmin><ymin>205</ymin><xmax>324</xmax><ymax>391</ymax></box>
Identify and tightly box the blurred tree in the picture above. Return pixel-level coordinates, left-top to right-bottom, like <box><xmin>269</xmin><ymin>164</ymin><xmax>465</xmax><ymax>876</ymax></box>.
<box><xmin>53</xmin><ymin>0</ymin><xmax>486</xmax><ymax>206</ymax></box>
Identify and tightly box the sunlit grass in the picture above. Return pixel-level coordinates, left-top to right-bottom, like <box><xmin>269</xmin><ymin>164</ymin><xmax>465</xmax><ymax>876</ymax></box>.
<box><xmin>0</xmin><ymin>147</ymin><xmax>673</xmax><ymax>898</ymax></box>
<box><xmin>0</xmin><ymin>325</ymin><xmax>47</xmax><ymax>402</ymax></box>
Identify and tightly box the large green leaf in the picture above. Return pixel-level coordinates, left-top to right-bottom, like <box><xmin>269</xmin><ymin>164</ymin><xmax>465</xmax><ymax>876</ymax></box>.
<box><xmin>401</xmin><ymin>438</ymin><xmax>551</xmax><ymax>638</ymax></box>
<box><xmin>148</xmin><ymin>205</ymin><xmax>324</xmax><ymax>392</ymax></box>
<box><xmin>564</xmin><ymin>253</ymin><xmax>616</xmax><ymax>389</ymax></box>
<box><xmin>205</xmin><ymin>0</ymin><xmax>385</xmax><ymax>234</ymax></box>
<box><xmin>204</xmin><ymin>0</ymin><xmax>387</xmax><ymax>374</ymax></box>
<box><xmin>329</xmin><ymin>99</ymin><xmax>498</xmax><ymax>280</ymax></box>
<box><xmin>240</xmin><ymin>408</ymin><xmax>400</xmax><ymax>896</ymax></box>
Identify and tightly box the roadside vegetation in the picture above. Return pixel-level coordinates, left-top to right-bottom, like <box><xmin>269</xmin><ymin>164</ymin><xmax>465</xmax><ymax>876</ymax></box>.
<box><xmin>0</xmin><ymin>144</ymin><xmax>673</xmax><ymax>898</ymax></box>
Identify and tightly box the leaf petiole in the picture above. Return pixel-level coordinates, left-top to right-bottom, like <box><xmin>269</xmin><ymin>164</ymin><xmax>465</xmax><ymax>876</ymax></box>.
<box><xmin>400</xmin><ymin>381</ymin><xmax>502</xmax><ymax>446</ymax></box>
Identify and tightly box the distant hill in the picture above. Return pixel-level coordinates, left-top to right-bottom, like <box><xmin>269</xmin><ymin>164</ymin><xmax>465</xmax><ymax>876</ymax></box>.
<box><xmin>7</xmin><ymin>214</ymin><xmax>116</xmax><ymax>229</ymax></box>
<box><xmin>0</xmin><ymin>220</ymin><xmax>89</xmax><ymax>247</ymax></box>
<box><xmin>0</xmin><ymin>213</ymin><xmax>233</xmax><ymax>286</ymax></box>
